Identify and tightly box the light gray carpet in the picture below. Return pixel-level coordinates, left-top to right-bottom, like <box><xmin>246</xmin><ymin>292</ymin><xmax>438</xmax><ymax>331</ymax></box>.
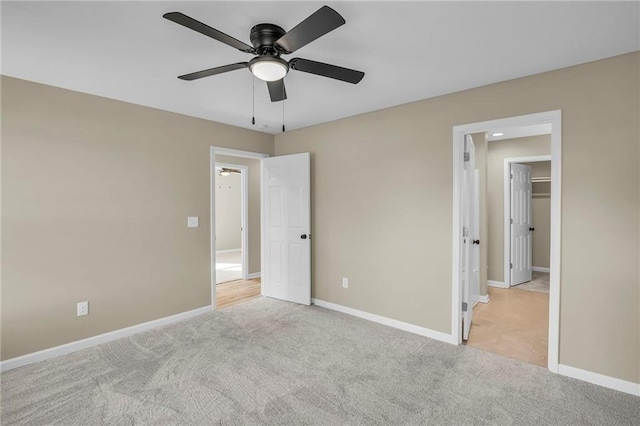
<box><xmin>513</xmin><ymin>271</ymin><xmax>550</xmax><ymax>294</ymax></box>
<box><xmin>2</xmin><ymin>297</ymin><xmax>638</xmax><ymax>425</ymax></box>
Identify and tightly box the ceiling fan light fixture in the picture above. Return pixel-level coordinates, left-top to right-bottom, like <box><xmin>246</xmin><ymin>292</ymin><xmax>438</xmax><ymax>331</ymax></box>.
<box><xmin>249</xmin><ymin>56</ymin><xmax>288</xmax><ymax>82</ymax></box>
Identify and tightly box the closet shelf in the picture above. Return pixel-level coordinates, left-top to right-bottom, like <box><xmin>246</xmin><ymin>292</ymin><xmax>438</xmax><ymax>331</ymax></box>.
<box><xmin>532</xmin><ymin>177</ymin><xmax>551</xmax><ymax>183</ymax></box>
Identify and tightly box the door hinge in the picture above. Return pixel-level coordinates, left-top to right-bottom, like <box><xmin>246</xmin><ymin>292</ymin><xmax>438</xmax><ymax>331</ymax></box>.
<box><xmin>510</xmin><ymin>263</ymin><xmax>513</xmax><ymax>269</ymax></box>
<box><xmin>464</xmin><ymin>152</ymin><xmax>470</xmax><ymax>162</ymax></box>
<box><xmin>462</xmin><ymin>302</ymin><xmax>468</xmax><ymax>312</ymax></box>
<box><xmin>510</xmin><ymin>218</ymin><xmax>513</xmax><ymax>224</ymax></box>
<box><xmin>511</xmin><ymin>172</ymin><xmax>513</xmax><ymax>179</ymax></box>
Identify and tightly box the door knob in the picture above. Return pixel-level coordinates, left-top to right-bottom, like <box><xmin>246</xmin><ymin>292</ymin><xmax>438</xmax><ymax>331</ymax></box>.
<box><xmin>300</xmin><ymin>234</ymin><xmax>307</xmax><ymax>239</ymax></box>
<box><xmin>472</xmin><ymin>239</ymin><xmax>480</xmax><ymax>245</ymax></box>
<box><xmin>529</xmin><ymin>227</ymin><xmax>535</xmax><ymax>231</ymax></box>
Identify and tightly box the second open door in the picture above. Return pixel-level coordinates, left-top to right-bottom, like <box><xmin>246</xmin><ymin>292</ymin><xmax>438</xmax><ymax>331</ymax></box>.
<box><xmin>510</xmin><ymin>163</ymin><xmax>533</xmax><ymax>286</ymax></box>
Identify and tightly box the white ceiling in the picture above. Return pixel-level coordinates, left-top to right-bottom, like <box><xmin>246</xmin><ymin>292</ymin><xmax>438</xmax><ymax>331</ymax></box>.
<box><xmin>2</xmin><ymin>1</ymin><xmax>639</xmax><ymax>134</ymax></box>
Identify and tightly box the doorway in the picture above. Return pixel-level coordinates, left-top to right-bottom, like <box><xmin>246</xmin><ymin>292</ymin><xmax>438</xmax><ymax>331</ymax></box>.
<box><xmin>214</xmin><ymin>162</ymin><xmax>247</xmax><ymax>284</ymax></box>
<box><xmin>211</xmin><ymin>147</ymin><xmax>269</xmax><ymax>309</ymax></box>
<box><xmin>502</xmin><ymin>156</ymin><xmax>552</xmax><ymax>290</ymax></box>
<box><xmin>452</xmin><ymin>110</ymin><xmax>562</xmax><ymax>372</ymax></box>
<box><xmin>210</xmin><ymin>147</ymin><xmax>312</xmax><ymax>310</ymax></box>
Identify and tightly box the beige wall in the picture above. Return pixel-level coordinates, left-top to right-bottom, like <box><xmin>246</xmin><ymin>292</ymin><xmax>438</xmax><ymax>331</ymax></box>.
<box><xmin>2</xmin><ymin>53</ymin><xmax>639</xmax><ymax>385</ymax></box>
<box><xmin>275</xmin><ymin>52</ymin><xmax>640</xmax><ymax>384</ymax></box>
<box><xmin>215</xmin><ymin>154</ymin><xmax>261</xmax><ymax>275</ymax></box>
<box><xmin>531</xmin><ymin>161</ymin><xmax>551</xmax><ymax>269</ymax></box>
<box><xmin>214</xmin><ymin>173</ymin><xmax>241</xmax><ymax>251</ymax></box>
<box><xmin>1</xmin><ymin>76</ymin><xmax>273</xmax><ymax>360</ymax></box>
<box><xmin>486</xmin><ymin>135</ymin><xmax>551</xmax><ymax>281</ymax></box>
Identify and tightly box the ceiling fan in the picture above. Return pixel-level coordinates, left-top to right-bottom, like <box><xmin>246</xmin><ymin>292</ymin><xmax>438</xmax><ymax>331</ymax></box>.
<box><xmin>217</xmin><ymin>167</ymin><xmax>241</xmax><ymax>176</ymax></box>
<box><xmin>163</xmin><ymin>5</ymin><xmax>365</xmax><ymax>103</ymax></box>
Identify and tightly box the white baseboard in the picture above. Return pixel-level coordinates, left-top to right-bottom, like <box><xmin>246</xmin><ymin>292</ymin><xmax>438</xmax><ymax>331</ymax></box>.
<box><xmin>487</xmin><ymin>280</ymin><xmax>508</xmax><ymax>288</ymax></box>
<box><xmin>216</xmin><ymin>249</ymin><xmax>241</xmax><ymax>254</ymax></box>
<box><xmin>532</xmin><ymin>266</ymin><xmax>550</xmax><ymax>273</ymax></box>
<box><xmin>558</xmin><ymin>364</ymin><xmax>640</xmax><ymax>397</ymax></box>
<box><xmin>312</xmin><ymin>298</ymin><xmax>456</xmax><ymax>345</ymax></box>
<box><xmin>473</xmin><ymin>294</ymin><xmax>489</xmax><ymax>308</ymax></box>
<box><xmin>0</xmin><ymin>305</ymin><xmax>213</xmax><ymax>372</ymax></box>
<box><xmin>247</xmin><ymin>272</ymin><xmax>261</xmax><ymax>279</ymax></box>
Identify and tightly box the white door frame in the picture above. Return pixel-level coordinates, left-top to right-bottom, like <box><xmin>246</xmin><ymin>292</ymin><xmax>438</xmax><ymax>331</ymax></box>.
<box><xmin>215</xmin><ymin>161</ymin><xmax>249</xmax><ymax>280</ymax></box>
<box><xmin>210</xmin><ymin>146</ymin><xmax>270</xmax><ymax>308</ymax></box>
<box><xmin>503</xmin><ymin>155</ymin><xmax>551</xmax><ymax>288</ymax></box>
<box><xmin>452</xmin><ymin>110</ymin><xmax>562</xmax><ymax>373</ymax></box>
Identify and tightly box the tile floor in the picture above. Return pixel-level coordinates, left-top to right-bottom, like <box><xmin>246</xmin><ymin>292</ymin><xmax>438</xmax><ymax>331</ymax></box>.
<box><xmin>466</xmin><ymin>284</ymin><xmax>549</xmax><ymax>367</ymax></box>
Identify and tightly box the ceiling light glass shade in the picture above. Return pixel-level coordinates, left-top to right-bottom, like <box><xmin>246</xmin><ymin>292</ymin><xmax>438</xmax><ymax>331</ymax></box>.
<box><xmin>219</xmin><ymin>171</ymin><xmax>231</xmax><ymax>176</ymax></box>
<box><xmin>249</xmin><ymin>57</ymin><xmax>288</xmax><ymax>81</ymax></box>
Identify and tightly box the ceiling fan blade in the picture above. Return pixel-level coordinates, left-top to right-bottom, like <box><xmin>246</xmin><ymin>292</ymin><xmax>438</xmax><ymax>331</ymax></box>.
<box><xmin>178</xmin><ymin>62</ymin><xmax>248</xmax><ymax>81</ymax></box>
<box><xmin>289</xmin><ymin>58</ymin><xmax>364</xmax><ymax>84</ymax></box>
<box><xmin>267</xmin><ymin>79</ymin><xmax>287</xmax><ymax>102</ymax></box>
<box><xmin>275</xmin><ymin>6</ymin><xmax>345</xmax><ymax>53</ymax></box>
<box><xmin>163</xmin><ymin>12</ymin><xmax>254</xmax><ymax>53</ymax></box>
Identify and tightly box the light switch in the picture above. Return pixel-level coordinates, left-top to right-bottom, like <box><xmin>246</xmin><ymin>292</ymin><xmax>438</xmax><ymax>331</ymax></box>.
<box><xmin>187</xmin><ymin>216</ymin><xmax>199</xmax><ymax>228</ymax></box>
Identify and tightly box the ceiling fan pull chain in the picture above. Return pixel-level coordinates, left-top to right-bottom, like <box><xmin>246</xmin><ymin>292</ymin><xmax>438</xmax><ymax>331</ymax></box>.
<box><xmin>282</xmin><ymin>87</ymin><xmax>285</xmax><ymax>132</ymax></box>
<box><xmin>251</xmin><ymin>76</ymin><xmax>256</xmax><ymax>125</ymax></box>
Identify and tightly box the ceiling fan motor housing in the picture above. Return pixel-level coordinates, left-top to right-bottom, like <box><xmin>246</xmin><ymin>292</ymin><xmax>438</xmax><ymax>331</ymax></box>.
<box><xmin>250</xmin><ymin>23</ymin><xmax>287</xmax><ymax>54</ymax></box>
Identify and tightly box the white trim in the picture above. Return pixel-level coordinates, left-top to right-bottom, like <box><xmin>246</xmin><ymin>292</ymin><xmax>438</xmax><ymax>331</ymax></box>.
<box><xmin>503</xmin><ymin>155</ymin><xmax>552</xmax><ymax>289</ymax></box>
<box><xmin>532</xmin><ymin>266</ymin><xmax>550</xmax><ymax>273</ymax></box>
<box><xmin>452</xmin><ymin>110</ymin><xmax>562</xmax><ymax>374</ymax></box>
<box><xmin>260</xmin><ymin>158</ymin><xmax>265</xmax><ymax>296</ymax></box>
<box><xmin>211</xmin><ymin>146</ymin><xmax>270</xmax><ymax>160</ymax></box>
<box><xmin>548</xmin><ymin>111</ymin><xmax>562</xmax><ymax>373</ymax></box>
<box><xmin>477</xmin><ymin>294</ymin><xmax>490</xmax><ymax>303</ymax></box>
<box><xmin>312</xmin><ymin>298</ymin><xmax>456</xmax><ymax>345</ymax></box>
<box><xmin>0</xmin><ymin>305</ymin><xmax>212</xmax><ymax>372</ymax></box>
<box><xmin>215</xmin><ymin>161</ymin><xmax>249</xmax><ymax>281</ymax></box>
<box><xmin>210</xmin><ymin>148</ymin><xmax>216</xmax><ymax>308</ymax></box>
<box><xmin>487</xmin><ymin>280</ymin><xmax>508</xmax><ymax>288</ymax></box>
<box><xmin>558</xmin><ymin>364</ymin><xmax>640</xmax><ymax>397</ymax></box>
<box><xmin>210</xmin><ymin>147</ymin><xmax>270</xmax><ymax>308</ymax></box>
<box><xmin>216</xmin><ymin>248</ymin><xmax>241</xmax><ymax>254</ymax></box>
<box><xmin>247</xmin><ymin>272</ymin><xmax>261</xmax><ymax>279</ymax></box>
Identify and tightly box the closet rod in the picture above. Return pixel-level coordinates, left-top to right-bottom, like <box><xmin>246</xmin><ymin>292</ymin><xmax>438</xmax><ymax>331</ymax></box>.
<box><xmin>532</xmin><ymin>177</ymin><xmax>551</xmax><ymax>182</ymax></box>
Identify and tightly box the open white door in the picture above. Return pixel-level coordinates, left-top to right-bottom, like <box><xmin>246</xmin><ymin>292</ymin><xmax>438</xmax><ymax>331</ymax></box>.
<box><xmin>462</xmin><ymin>135</ymin><xmax>479</xmax><ymax>340</ymax></box>
<box><xmin>262</xmin><ymin>153</ymin><xmax>311</xmax><ymax>305</ymax></box>
<box><xmin>510</xmin><ymin>163</ymin><xmax>533</xmax><ymax>286</ymax></box>
<box><xmin>471</xmin><ymin>169</ymin><xmax>480</xmax><ymax>307</ymax></box>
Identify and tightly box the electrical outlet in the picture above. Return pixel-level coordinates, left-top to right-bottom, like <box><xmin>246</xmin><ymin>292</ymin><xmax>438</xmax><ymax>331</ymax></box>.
<box><xmin>342</xmin><ymin>277</ymin><xmax>349</xmax><ymax>289</ymax></box>
<box><xmin>77</xmin><ymin>301</ymin><xmax>89</xmax><ymax>317</ymax></box>
<box><xmin>187</xmin><ymin>216</ymin><xmax>199</xmax><ymax>228</ymax></box>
